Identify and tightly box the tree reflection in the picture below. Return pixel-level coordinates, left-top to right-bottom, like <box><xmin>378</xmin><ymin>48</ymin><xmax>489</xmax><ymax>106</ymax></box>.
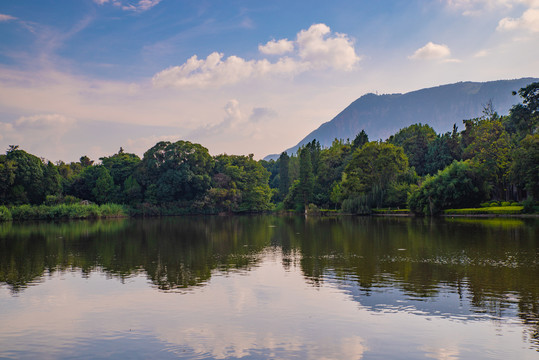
<box><xmin>0</xmin><ymin>216</ymin><xmax>538</xmax><ymax>348</ymax></box>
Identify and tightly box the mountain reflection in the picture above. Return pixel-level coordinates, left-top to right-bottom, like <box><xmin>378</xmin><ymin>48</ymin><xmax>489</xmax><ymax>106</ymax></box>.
<box><xmin>1</xmin><ymin>216</ymin><xmax>538</xmax><ymax>348</ymax></box>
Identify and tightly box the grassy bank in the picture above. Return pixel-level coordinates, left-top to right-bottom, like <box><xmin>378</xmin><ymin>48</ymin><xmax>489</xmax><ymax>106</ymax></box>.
<box><xmin>1</xmin><ymin>203</ymin><xmax>128</xmax><ymax>221</ymax></box>
<box><xmin>443</xmin><ymin>206</ymin><xmax>524</xmax><ymax>215</ymax></box>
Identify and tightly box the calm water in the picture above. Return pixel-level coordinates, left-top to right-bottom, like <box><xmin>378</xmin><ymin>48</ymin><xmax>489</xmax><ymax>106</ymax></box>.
<box><xmin>1</xmin><ymin>215</ymin><xmax>538</xmax><ymax>359</ymax></box>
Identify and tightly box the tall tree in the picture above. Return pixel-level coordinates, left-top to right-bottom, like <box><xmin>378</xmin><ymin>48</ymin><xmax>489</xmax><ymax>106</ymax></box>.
<box><xmin>139</xmin><ymin>141</ymin><xmax>214</xmax><ymax>203</ymax></box>
<box><xmin>510</xmin><ymin>134</ymin><xmax>539</xmax><ymax>200</ymax></box>
<box><xmin>387</xmin><ymin>124</ymin><xmax>436</xmax><ymax>176</ymax></box>
<box><xmin>278</xmin><ymin>152</ymin><xmax>290</xmax><ymax>201</ymax></box>
<box><xmin>342</xmin><ymin>141</ymin><xmax>409</xmax><ymax>197</ymax></box>
<box><xmin>297</xmin><ymin>146</ymin><xmax>314</xmax><ymax>208</ymax></box>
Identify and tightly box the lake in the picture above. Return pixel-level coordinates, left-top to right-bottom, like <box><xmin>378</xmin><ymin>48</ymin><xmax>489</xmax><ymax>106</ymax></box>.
<box><xmin>1</xmin><ymin>215</ymin><xmax>538</xmax><ymax>359</ymax></box>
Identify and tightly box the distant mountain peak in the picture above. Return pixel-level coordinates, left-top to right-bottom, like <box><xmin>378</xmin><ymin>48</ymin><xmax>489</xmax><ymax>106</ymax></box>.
<box><xmin>264</xmin><ymin>77</ymin><xmax>538</xmax><ymax>161</ymax></box>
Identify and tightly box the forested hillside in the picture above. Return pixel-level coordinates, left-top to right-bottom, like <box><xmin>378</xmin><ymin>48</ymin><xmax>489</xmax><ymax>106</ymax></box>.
<box><xmin>265</xmin><ymin>78</ymin><xmax>538</xmax><ymax>160</ymax></box>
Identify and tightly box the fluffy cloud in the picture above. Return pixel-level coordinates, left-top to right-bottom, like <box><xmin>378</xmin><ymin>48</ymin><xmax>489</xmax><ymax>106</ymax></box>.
<box><xmin>497</xmin><ymin>7</ymin><xmax>539</xmax><ymax>32</ymax></box>
<box><xmin>409</xmin><ymin>42</ymin><xmax>451</xmax><ymax>60</ymax></box>
<box><xmin>0</xmin><ymin>14</ymin><xmax>17</xmax><ymax>21</ymax></box>
<box><xmin>259</xmin><ymin>39</ymin><xmax>294</xmax><ymax>55</ymax></box>
<box><xmin>93</xmin><ymin>0</ymin><xmax>161</xmax><ymax>12</ymax></box>
<box><xmin>296</xmin><ymin>23</ymin><xmax>360</xmax><ymax>70</ymax></box>
<box><xmin>152</xmin><ymin>24</ymin><xmax>360</xmax><ymax>89</ymax></box>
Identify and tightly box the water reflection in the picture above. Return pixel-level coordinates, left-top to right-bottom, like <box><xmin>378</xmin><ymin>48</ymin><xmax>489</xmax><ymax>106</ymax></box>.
<box><xmin>1</xmin><ymin>215</ymin><xmax>538</xmax><ymax>357</ymax></box>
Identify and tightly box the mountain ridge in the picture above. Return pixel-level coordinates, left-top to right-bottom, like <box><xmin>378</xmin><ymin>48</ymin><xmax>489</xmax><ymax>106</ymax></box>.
<box><xmin>264</xmin><ymin>77</ymin><xmax>538</xmax><ymax>160</ymax></box>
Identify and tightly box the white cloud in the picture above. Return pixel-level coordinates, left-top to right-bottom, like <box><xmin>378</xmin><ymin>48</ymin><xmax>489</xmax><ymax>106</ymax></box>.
<box><xmin>296</xmin><ymin>23</ymin><xmax>360</xmax><ymax>70</ymax></box>
<box><xmin>409</xmin><ymin>42</ymin><xmax>451</xmax><ymax>60</ymax></box>
<box><xmin>497</xmin><ymin>7</ymin><xmax>539</xmax><ymax>32</ymax></box>
<box><xmin>93</xmin><ymin>0</ymin><xmax>161</xmax><ymax>12</ymax></box>
<box><xmin>0</xmin><ymin>14</ymin><xmax>16</xmax><ymax>21</ymax></box>
<box><xmin>15</xmin><ymin>113</ymin><xmax>74</xmax><ymax>129</ymax></box>
<box><xmin>152</xmin><ymin>23</ymin><xmax>360</xmax><ymax>89</ymax></box>
<box><xmin>259</xmin><ymin>39</ymin><xmax>294</xmax><ymax>55</ymax></box>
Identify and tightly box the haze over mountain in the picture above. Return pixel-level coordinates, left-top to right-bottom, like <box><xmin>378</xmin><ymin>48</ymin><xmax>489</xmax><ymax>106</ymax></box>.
<box><xmin>264</xmin><ymin>78</ymin><xmax>538</xmax><ymax>160</ymax></box>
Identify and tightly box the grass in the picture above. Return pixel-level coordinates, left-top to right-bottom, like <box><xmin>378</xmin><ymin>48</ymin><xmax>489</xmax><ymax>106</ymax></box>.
<box><xmin>6</xmin><ymin>203</ymin><xmax>128</xmax><ymax>221</ymax></box>
<box><xmin>372</xmin><ymin>208</ymin><xmax>411</xmax><ymax>214</ymax></box>
<box><xmin>443</xmin><ymin>206</ymin><xmax>524</xmax><ymax>215</ymax></box>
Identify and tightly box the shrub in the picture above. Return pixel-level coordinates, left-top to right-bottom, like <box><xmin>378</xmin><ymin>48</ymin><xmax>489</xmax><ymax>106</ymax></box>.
<box><xmin>0</xmin><ymin>206</ymin><xmax>12</xmax><ymax>221</ymax></box>
<box><xmin>501</xmin><ymin>201</ymin><xmax>511</xmax><ymax>206</ymax></box>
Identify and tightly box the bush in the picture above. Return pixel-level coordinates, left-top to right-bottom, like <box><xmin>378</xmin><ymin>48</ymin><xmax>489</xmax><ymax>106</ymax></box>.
<box><xmin>501</xmin><ymin>201</ymin><xmax>511</xmax><ymax>206</ymax></box>
<box><xmin>0</xmin><ymin>206</ymin><xmax>12</xmax><ymax>221</ymax></box>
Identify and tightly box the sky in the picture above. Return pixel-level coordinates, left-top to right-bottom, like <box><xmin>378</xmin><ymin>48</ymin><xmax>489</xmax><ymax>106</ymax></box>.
<box><xmin>0</xmin><ymin>0</ymin><xmax>538</xmax><ymax>163</ymax></box>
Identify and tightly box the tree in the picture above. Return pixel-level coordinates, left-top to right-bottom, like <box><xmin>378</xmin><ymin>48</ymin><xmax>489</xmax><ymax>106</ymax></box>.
<box><xmin>505</xmin><ymin>82</ymin><xmax>539</xmax><ymax>138</ymax></box>
<box><xmin>387</xmin><ymin>124</ymin><xmax>436</xmax><ymax>176</ymax></box>
<box><xmin>342</xmin><ymin>141</ymin><xmax>409</xmax><ymax>197</ymax></box>
<box><xmin>79</xmin><ymin>156</ymin><xmax>94</xmax><ymax>168</ymax></box>
<box><xmin>6</xmin><ymin>149</ymin><xmax>46</xmax><ymax>204</ymax></box>
<box><xmin>0</xmin><ymin>155</ymin><xmax>16</xmax><ymax>204</ymax></box>
<box><xmin>351</xmin><ymin>130</ymin><xmax>369</xmax><ymax>151</ymax></box>
<box><xmin>278</xmin><ymin>152</ymin><xmax>290</xmax><ymax>201</ymax></box>
<box><xmin>408</xmin><ymin>161</ymin><xmax>489</xmax><ymax>216</ymax></box>
<box><xmin>139</xmin><ymin>141</ymin><xmax>214</xmax><ymax>203</ymax></box>
<box><xmin>101</xmin><ymin>149</ymin><xmax>141</xmax><ymax>187</ymax></box>
<box><xmin>297</xmin><ymin>146</ymin><xmax>314</xmax><ymax>208</ymax></box>
<box><xmin>205</xmin><ymin>154</ymin><xmax>272</xmax><ymax>212</ymax></box>
<box><xmin>463</xmin><ymin>118</ymin><xmax>512</xmax><ymax>199</ymax></box>
<box><xmin>100</xmin><ymin>149</ymin><xmax>141</xmax><ymax>202</ymax></box>
<box><xmin>424</xmin><ymin>131</ymin><xmax>460</xmax><ymax>175</ymax></box>
<box><xmin>92</xmin><ymin>167</ymin><xmax>115</xmax><ymax>204</ymax></box>
<box><xmin>317</xmin><ymin>139</ymin><xmax>352</xmax><ymax>207</ymax></box>
<box><xmin>510</xmin><ymin>134</ymin><xmax>539</xmax><ymax>200</ymax></box>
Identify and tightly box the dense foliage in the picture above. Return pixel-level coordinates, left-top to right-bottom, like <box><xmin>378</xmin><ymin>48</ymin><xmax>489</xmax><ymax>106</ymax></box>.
<box><xmin>1</xmin><ymin>82</ymin><xmax>538</xmax><ymax>218</ymax></box>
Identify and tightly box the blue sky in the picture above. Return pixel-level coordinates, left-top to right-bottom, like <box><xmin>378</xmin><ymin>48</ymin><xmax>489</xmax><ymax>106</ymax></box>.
<box><xmin>0</xmin><ymin>0</ymin><xmax>538</xmax><ymax>162</ymax></box>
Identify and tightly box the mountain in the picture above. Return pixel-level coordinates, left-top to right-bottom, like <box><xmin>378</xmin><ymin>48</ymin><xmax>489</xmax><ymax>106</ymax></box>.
<box><xmin>264</xmin><ymin>78</ymin><xmax>538</xmax><ymax>160</ymax></box>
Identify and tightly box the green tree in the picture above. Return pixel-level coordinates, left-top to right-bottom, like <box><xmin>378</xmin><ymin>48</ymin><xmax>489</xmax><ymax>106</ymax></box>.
<box><xmin>408</xmin><ymin>161</ymin><xmax>489</xmax><ymax>215</ymax></box>
<box><xmin>463</xmin><ymin>118</ymin><xmax>512</xmax><ymax>199</ymax></box>
<box><xmin>0</xmin><ymin>155</ymin><xmax>16</xmax><ymax>204</ymax></box>
<box><xmin>424</xmin><ymin>128</ymin><xmax>461</xmax><ymax>175</ymax></box>
<box><xmin>342</xmin><ymin>141</ymin><xmax>409</xmax><ymax>197</ymax></box>
<box><xmin>278</xmin><ymin>152</ymin><xmax>290</xmax><ymax>201</ymax></box>
<box><xmin>298</xmin><ymin>146</ymin><xmax>314</xmax><ymax>209</ymax></box>
<box><xmin>351</xmin><ymin>129</ymin><xmax>369</xmax><ymax>151</ymax></box>
<box><xmin>92</xmin><ymin>167</ymin><xmax>115</xmax><ymax>204</ymax></box>
<box><xmin>6</xmin><ymin>149</ymin><xmax>46</xmax><ymax>204</ymax></box>
<box><xmin>387</xmin><ymin>123</ymin><xmax>436</xmax><ymax>176</ymax></box>
<box><xmin>317</xmin><ymin>139</ymin><xmax>352</xmax><ymax>207</ymax></box>
<box><xmin>139</xmin><ymin>141</ymin><xmax>214</xmax><ymax>204</ymax></box>
<box><xmin>510</xmin><ymin>134</ymin><xmax>539</xmax><ymax>200</ymax></box>
<box><xmin>205</xmin><ymin>154</ymin><xmax>272</xmax><ymax>212</ymax></box>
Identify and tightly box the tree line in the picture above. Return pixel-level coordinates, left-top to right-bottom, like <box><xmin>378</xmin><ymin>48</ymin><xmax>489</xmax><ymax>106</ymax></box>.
<box><xmin>0</xmin><ymin>82</ymin><xmax>537</xmax><ymax>216</ymax></box>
